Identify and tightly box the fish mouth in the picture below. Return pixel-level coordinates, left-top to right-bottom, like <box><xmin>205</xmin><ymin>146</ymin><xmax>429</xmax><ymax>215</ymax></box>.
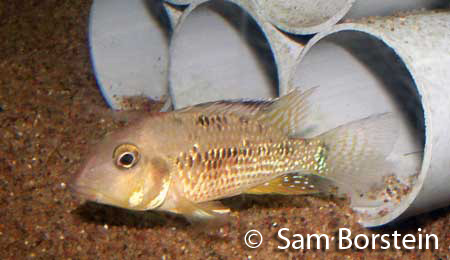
<box><xmin>70</xmin><ymin>182</ymin><xmax>99</xmax><ymax>201</ymax></box>
<box><xmin>70</xmin><ymin>183</ymin><xmax>126</xmax><ymax>208</ymax></box>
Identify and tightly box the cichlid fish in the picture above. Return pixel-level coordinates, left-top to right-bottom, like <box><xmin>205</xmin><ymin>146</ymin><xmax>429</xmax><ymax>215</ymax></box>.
<box><xmin>72</xmin><ymin>89</ymin><xmax>397</xmax><ymax>221</ymax></box>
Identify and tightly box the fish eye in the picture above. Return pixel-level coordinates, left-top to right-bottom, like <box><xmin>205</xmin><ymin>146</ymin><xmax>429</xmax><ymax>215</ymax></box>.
<box><xmin>113</xmin><ymin>144</ymin><xmax>140</xmax><ymax>169</ymax></box>
<box><xmin>118</xmin><ymin>152</ymin><xmax>136</xmax><ymax>167</ymax></box>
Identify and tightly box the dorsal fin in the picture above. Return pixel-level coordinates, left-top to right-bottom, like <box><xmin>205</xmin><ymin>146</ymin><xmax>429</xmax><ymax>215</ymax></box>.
<box><xmin>176</xmin><ymin>99</ymin><xmax>273</xmax><ymax>118</ymax></box>
<box><xmin>176</xmin><ymin>88</ymin><xmax>316</xmax><ymax>136</ymax></box>
<box><xmin>256</xmin><ymin>87</ymin><xmax>316</xmax><ymax>136</ymax></box>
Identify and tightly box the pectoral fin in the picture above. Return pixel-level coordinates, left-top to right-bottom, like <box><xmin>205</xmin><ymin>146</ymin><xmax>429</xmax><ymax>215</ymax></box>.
<box><xmin>189</xmin><ymin>201</ymin><xmax>231</xmax><ymax>219</ymax></box>
<box><xmin>245</xmin><ymin>173</ymin><xmax>337</xmax><ymax>195</ymax></box>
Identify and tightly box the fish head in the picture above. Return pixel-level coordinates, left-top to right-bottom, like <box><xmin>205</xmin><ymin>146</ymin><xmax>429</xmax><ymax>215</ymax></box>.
<box><xmin>72</xmin><ymin>121</ymin><xmax>171</xmax><ymax>211</ymax></box>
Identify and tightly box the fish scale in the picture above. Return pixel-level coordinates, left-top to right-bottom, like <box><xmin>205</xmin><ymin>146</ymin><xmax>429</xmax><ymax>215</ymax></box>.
<box><xmin>171</xmin><ymin>111</ymin><xmax>327</xmax><ymax>202</ymax></box>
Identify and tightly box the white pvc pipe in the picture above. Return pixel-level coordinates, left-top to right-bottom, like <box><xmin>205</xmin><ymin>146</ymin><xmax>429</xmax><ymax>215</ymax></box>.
<box><xmin>166</xmin><ymin>0</ymin><xmax>449</xmax><ymax>34</ymax></box>
<box><xmin>346</xmin><ymin>0</ymin><xmax>449</xmax><ymax>20</ymax></box>
<box><xmin>291</xmin><ymin>10</ymin><xmax>450</xmax><ymax>227</ymax></box>
<box><xmin>252</xmin><ymin>0</ymin><xmax>353</xmax><ymax>34</ymax></box>
<box><xmin>165</xmin><ymin>0</ymin><xmax>192</xmax><ymax>4</ymax></box>
<box><xmin>89</xmin><ymin>0</ymin><xmax>171</xmax><ymax>109</ymax></box>
<box><xmin>169</xmin><ymin>0</ymin><xmax>282</xmax><ymax>108</ymax></box>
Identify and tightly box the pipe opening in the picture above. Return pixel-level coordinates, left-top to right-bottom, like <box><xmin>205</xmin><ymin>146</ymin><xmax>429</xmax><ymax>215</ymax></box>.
<box><xmin>293</xmin><ymin>30</ymin><xmax>425</xmax><ymax>226</ymax></box>
<box><xmin>89</xmin><ymin>0</ymin><xmax>171</xmax><ymax>109</ymax></box>
<box><xmin>170</xmin><ymin>0</ymin><xmax>278</xmax><ymax>108</ymax></box>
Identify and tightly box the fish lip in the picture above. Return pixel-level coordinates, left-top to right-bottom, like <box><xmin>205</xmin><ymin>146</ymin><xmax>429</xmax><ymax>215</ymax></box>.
<box><xmin>71</xmin><ymin>182</ymin><xmax>129</xmax><ymax>208</ymax></box>
<box><xmin>70</xmin><ymin>182</ymin><xmax>99</xmax><ymax>201</ymax></box>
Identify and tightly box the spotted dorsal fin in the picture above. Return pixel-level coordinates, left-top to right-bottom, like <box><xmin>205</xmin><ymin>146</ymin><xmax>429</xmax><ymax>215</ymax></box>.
<box><xmin>176</xmin><ymin>88</ymin><xmax>316</xmax><ymax>136</ymax></box>
<box><xmin>176</xmin><ymin>99</ymin><xmax>273</xmax><ymax>118</ymax></box>
<box><xmin>256</xmin><ymin>87</ymin><xmax>316</xmax><ymax>137</ymax></box>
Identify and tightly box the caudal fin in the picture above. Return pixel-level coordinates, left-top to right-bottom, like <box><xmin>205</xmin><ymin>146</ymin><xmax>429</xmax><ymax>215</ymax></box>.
<box><xmin>317</xmin><ymin>113</ymin><xmax>399</xmax><ymax>206</ymax></box>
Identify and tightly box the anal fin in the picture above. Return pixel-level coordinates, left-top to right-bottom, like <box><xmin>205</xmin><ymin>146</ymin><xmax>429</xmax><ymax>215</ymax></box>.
<box><xmin>245</xmin><ymin>173</ymin><xmax>337</xmax><ymax>195</ymax></box>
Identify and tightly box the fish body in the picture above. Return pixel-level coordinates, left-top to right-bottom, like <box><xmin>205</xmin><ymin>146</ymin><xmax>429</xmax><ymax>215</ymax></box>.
<box><xmin>73</xmin><ymin>89</ymin><xmax>397</xmax><ymax>220</ymax></box>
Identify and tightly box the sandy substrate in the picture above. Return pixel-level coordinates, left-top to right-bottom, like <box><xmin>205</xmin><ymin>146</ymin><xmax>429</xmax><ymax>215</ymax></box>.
<box><xmin>0</xmin><ymin>1</ymin><xmax>448</xmax><ymax>259</ymax></box>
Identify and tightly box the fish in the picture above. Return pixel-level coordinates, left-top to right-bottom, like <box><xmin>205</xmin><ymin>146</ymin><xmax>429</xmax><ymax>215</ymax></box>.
<box><xmin>72</xmin><ymin>88</ymin><xmax>397</xmax><ymax>221</ymax></box>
